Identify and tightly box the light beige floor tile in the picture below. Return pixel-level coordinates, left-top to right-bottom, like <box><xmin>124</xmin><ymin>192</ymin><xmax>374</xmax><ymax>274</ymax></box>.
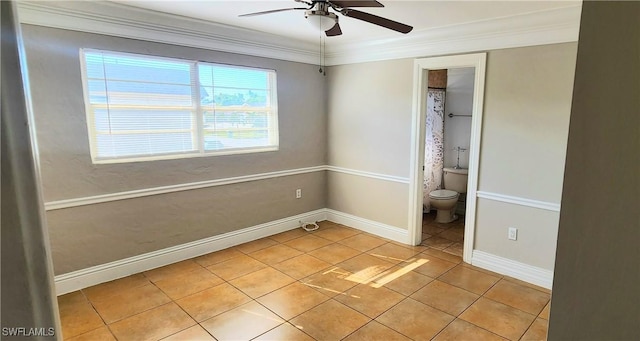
<box><xmin>420</xmin><ymin>248</ymin><xmax>463</xmax><ymax>264</ymax></box>
<box><xmin>253</xmin><ymin>322</ymin><xmax>315</xmax><ymax>341</ymax></box>
<box><xmin>411</xmin><ymin>280</ymin><xmax>479</xmax><ymax>316</ymax></box>
<box><xmin>433</xmin><ymin>319</ymin><xmax>507</xmax><ymax>341</ymax></box>
<box><xmin>57</xmin><ymin>292</ymin><xmax>105</xmax><ymax>339</ymax></box>
<box><xmin>249</xmin><ymin>244</ymin><xmax>304</xmax><ymax>265</ymax></box>
<box><xmin>421</xmin><ymin>236</ymin><xmax>455</xmax><ymax>250</ymax></box>
<box><xmin>439</xmin><ymin>229</ymin><xmax>465</xmax><ymax>242</ymax></box>
<box><xmin>284</xmin><ymin>234</ymin><xmax>333</xmax><ymax>252</ymax></box>
<box><xmin>376</xmin><ymin>298</ymin><xmax>454</xmax><ymax>340</ymax></box>
<box><xmin>335</xmin><ymin>254</ymin><xmax>395</xmax><ymax>284</ymax></box>
<box><xmin>338</xmin><ymin>233</ymin><xmax>388</xmax><ymax>252</ymax></box>
<box><xmin>257</xmin><ymin>282</ymin><xmax>330</xmax><ymax>320</ymax></box>
<box><xmin>82</xmin><ymin>274</ymin><xmax>150</xmax><ymax>302</ymax></box>
<box><xmin>539</xmin><ymin>301</ymin><xmax>551</xmax><ymax>320</ymax></box>
<box><xmin>290</xmin><ymin>300</ymin><xmax>370</xmax><ymax>340</ymax></box>
<box><xmin>521</xmin><ymin>318</ymin><xmax>549</xmax><ymax>341</ymax></box>
<box><xmin>484</xmin><ymin>279</ymin><xmax>550</xmax><ymax>315</ymax></box>
<box><xmin>273</xmin><ymin>254</ymin><xmax>331</xmax><ymax>279</ymax></box>
<box><xmin>91</xmin><ymin>283</ymin><xmax>171</xmax><ymax>323</ymax></box>
<box><xmin>313</xmin><ymin>225</ymin><xmax>361</xmax><ymax>242</ymax></box>
<box><xmin>160</xmin><ymin>325</ymin><xmax>215</xmax><ymax>341</ymax></box>
<box><xmin>308</xmin><ymin>243</ymin><xmax>361</xmax><ymax>264</ymax></box>
<box><xmin>235</xmin><ymin>238</ymin><xmax>279</xmax><ymax>254</ymax></box>
<box><xmin>389</xmin><ymin>240</ymin><xmax>429</xmax><ymax>253</ymax></box>
<box><xmin>422</xmin><ymin>225</ymin><xmax>446</xmax><ymax>235</ymax></box>
<box><xmin>411</xmin><ymin>254</ymin><xmax>457</xmax><ymax>278</ymax></box>
<box><xmin>300</xmin><ymin>267</ymin><xmax>360</xmax><ymax>297</ymax></box>
<box><xmin>176</xmin><ymin>282</ymin><xmax>251</xmax><ymax>322</ymax></box>
<box><xmin>154</xmin><ymin>267</ymin><xmax>224</xmax><ymax>300</ymax></box>
<box><xmin>442</xmin><ymin>242</ymin><xmax>464</xmax><ymax>257</ymax></box>
<box><xmin>367</xmin><ymin>243</ymin><xmax>421</xmax><ymax>264</ymax></box>
<box><xmin>439</xmin><ymin>265</ymin><xmax>501</xmax><ymax>295</ymax></box>
<box><xmin>460</xmin><ymin>262</ymin><xmax>504</xmax><ymax>278</ymax></box>
<box><xmin>372</xmin><ymin>265</ymin><xmax>434</xmax><ymax>296</ymax></box>
<box><xmin>143</xmin><ymin>260</ymin><xmax>203</xmax><ymax>283</ymax></box>
<box><xmin>459</xmin><ymin>298</ymin><xmax>536</xmax><ymax>340</ymax></box>
<box><xmin>343</xmin><ymin>321</ymin><xmax>412</xmax><ymax>341</ymax></box>
<box><xmin>229</xmin><ymin>267</ymin><xmax>295</xmax><ymax>298</ymax></box>
<box><xmin>335</xmin><ymin>283</ymin><xmax>405</xmax><ymax>318</ymax></box>
<box><xmin>66</xmin><ymin>326</ymin><xmax>116</xmax><ymax>341</ymax></box>
<box><xmin>206</xmin><ymin>254</ymin><xmax>267</xmax><ymax>281</ymax></box>
<box><xmin>502</xmin><ymin>275</ymin><xmax>552</xmax><ymax>294</ymax></box>
<box><xmin>194</xmin><ymin>247</ymin><xmax>243</xmax><ymax>267</ymax></box>
<box><xmin>109</xmin><ymin>302</ymin><xmax>195</xmax><ymax>341</ymax></box>
<box><xmin>269</xmin><ymin>228</ymin><xmax>310</xmax><ymax>243</ymax></box>
<box><xmin>201</xmin><ymin>301</ymin><xmax>284</xmax><ymax>340</ymax></box>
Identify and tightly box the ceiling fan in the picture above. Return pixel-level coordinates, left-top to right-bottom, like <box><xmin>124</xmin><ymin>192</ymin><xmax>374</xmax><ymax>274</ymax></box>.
<box><xmin>239</xmin><ymin>0</ymin><xmax>413</xmax><ymax>37</ymax></box>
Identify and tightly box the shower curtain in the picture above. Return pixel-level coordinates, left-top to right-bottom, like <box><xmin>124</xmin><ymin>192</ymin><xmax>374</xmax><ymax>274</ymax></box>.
<box><xmin>423</xmin><ymin>88</ymin><xmax>445</xmax><ymax>212</ymax></box>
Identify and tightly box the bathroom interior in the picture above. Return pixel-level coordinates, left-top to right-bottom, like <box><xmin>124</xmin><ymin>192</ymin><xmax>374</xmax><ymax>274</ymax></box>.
<box><xmin>422</xmin><ymin>67</ymin><xmax>475</xmax><ymax>257</ymax></box>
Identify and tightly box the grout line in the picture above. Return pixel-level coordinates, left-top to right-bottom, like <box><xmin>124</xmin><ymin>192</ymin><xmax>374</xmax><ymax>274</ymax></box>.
<box><xmin>62</xmin><ymin>220</ymin><xmax>549</xmax><ymax>341</ymax></box>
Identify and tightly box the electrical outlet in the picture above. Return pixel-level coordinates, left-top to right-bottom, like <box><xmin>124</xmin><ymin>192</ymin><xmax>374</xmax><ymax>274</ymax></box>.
<box><xmin>508</xmin><ymin>227</ymin><xmax>518</xmax><ymax>241</ymax></box>
<box><xmin>296</xmin><ymin>189</ymin><xmax>302</xmax><ymax>199</ymax></box>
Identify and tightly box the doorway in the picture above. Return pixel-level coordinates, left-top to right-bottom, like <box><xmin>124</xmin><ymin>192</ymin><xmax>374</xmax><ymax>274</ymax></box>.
<box><xmin>407</xmin><ymin>53</ymin><xmax>487</xmax><ymax>264</ymax></box>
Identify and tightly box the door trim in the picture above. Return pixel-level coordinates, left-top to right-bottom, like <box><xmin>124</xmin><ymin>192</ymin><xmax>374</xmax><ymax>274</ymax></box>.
<box><xmin>408</xmin><ymin>53</ymin><xmax>487</xmax><ymax>263</ymax></box>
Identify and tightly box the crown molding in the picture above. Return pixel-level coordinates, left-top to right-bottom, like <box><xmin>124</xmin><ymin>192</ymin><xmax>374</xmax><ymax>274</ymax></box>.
<box><xmin>16</xmin><ymin>0</ymin><xmax>320</xmax><ymax>64</ymax></box>
<box><xmin>326</xmin><ymin>5</ymin><xmax>582</xmax><ymax>65</ymax></box>
<box><xmin>17</xmin><ymin>1</ymin><xmax>581</xmax><ymax>66</ymax></box>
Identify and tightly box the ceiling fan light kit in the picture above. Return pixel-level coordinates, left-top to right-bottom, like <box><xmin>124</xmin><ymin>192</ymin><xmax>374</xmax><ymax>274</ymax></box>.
<box><xmin>239</xmin><ymin>0</ymin><xmax>413</xmax><ymax>37</ymax></box>
<box><xmin>305</xmin><ymin>10</ymin><xmax>338</xmax><ymax>31</ymax></box>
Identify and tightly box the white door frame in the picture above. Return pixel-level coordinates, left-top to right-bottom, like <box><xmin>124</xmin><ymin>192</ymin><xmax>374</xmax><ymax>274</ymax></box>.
<box><xmin>407</xmin><ymin>53</ymin><xmax>487</xmax><ymax>264</ymax></box>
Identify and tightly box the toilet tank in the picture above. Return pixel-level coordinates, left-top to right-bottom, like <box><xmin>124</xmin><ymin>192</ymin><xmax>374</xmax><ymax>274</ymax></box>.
<box><xmin>443</xmin><ymin>168</ymin><xmax>468</xmax><ymax>193</ymax></box>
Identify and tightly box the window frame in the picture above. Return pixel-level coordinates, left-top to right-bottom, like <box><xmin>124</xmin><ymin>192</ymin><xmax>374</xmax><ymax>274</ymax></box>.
<box><xmin>79</xmin><ymin>48</ymin><xmax>279</xmax><ymax>164</ymax></box>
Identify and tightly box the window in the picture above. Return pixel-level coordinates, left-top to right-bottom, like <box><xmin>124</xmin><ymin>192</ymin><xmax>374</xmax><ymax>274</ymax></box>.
<box><xmin>80</xmin><ymin>49</ymin><xmax>278</xmax><ymax>163</ymax></box>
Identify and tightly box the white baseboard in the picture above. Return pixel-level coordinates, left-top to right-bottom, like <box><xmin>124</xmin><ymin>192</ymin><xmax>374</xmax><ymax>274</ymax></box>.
<box><xmin>55</xmin><ymin>209</ymin><xmax>549</xmax><ymax>295</ymax></box>
<box><xmin>325</xmin><ymin>209</ymin><xmax>409</xmax><ymax>244</ymax></box>
<box><xmin>471</xmin><ymin>250</ymin><xmax>553</xmax><ymax>289</ymax></box>
<box><xmin>54</xmin><ymin>209</ymin><xmax>327</xmax><ymax>295</ymax></box>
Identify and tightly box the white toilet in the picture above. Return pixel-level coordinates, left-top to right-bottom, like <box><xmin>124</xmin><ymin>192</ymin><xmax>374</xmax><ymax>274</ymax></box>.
<box><xmin>429</xmin><ymin>168</ymin><xmax>469</xmax><ymax>223</ymax></box>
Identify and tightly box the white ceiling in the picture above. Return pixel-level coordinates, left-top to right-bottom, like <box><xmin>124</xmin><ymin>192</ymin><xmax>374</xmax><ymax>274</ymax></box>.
<box><xmin>17</xmin><ymin>0</ymin><xmax>582</xmax><ymax>65</ymax></box>
<box><xmin>113</xmin><ymin>0</ymin><xmax>580</xmax><ymax>45</ymax></box>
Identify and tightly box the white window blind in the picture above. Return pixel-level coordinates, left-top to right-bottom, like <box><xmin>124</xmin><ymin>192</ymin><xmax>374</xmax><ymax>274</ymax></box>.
<box><xmin>80</xmin><ymin>49</ymin><xmax>278</xmax><ymax>163</ymax></box>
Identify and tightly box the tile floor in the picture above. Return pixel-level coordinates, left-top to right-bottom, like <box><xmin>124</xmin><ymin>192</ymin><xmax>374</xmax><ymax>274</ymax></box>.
<box><xmin>58</xmin><ymin>214</ymin><xmax>551</xmax><ymax>340</ymax></box>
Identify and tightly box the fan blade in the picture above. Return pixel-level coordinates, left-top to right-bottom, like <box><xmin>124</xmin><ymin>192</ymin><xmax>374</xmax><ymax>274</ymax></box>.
<box><xmin>325</xmin><ymin>23</ymin><xmax>343</xmax><ymax>36</ymax></box>
<box><xmin>239</xmin><ymin>8</ymin><xmax>306</xmax><ymax>17</ymax></box>
<box><xmin>341</xmin><ymin>8</ymin><xmax>413</xmax><ymax>33</ymax></box>
<box><xmin>330</xmin><ymin>0</ymin><xmax>383</xmax><ymax>8</ymax></box>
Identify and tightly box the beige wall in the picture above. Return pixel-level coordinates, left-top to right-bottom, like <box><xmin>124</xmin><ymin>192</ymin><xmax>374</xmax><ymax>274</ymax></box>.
<box><xmin>478</xmin><ymin>43</ymin><xmax>577</xmax><ymax>203</ymax></box>
<box><xmin>326</xmin><ymin>44</ymin><xmax>577</xmax><ymax>271</ymax></box>
<box><xmin>327</xmin><ymin>172</ymin><xmax>408</xmax><ymax>228</ymax></box>
<box><xmin>23</xmin><ymin>25</ymin><xmax>327</xmax><ymax>274</ymax></box>
<box><xmin>327</xmin><ymin>58</ymin><xmax>414</xmax><ymax>178</ymax></box>
<box><xmin>549</xmin><ymin>1</ymin><xmax>640</xmax><ymax>338</ymax></box>
<box><xmin>326</xmin><ymin>59</ymin><xmax>413</xmax><ymax>229</ymax></box>
<box><xmin>474</xmin><ymin>43</ymin><xmax>577</xmax><ymax>270</ymax></box>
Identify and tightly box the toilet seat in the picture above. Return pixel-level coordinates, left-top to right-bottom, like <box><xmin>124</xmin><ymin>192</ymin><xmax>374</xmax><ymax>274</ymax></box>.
<box><xmin>429</xmin><ymin>189</ymin><xmax>458</xmax><ymax>200</ymax></box>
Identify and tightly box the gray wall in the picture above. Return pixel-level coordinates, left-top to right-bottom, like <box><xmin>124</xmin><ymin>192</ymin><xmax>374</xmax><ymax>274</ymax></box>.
<box><xmin>1</xmin><ymin>2</ymin><xmax>60</xmax><ymax>337</ymax></box>
<box><xmin>548</xmin><ymin>1</ymin><xmax>640</xmax><ymax>339</ymax></box>
<box><xmin>23</xmin><ymin>25</ymin><xmax>327</xmax><ymax>274</ymax></box>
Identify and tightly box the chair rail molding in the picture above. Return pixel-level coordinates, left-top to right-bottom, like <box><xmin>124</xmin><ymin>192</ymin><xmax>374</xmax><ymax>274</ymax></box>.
<box><xmin>476</xmin><ymin>191</ymin><xmax>561</xmax><ymax>212</ymax></box>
